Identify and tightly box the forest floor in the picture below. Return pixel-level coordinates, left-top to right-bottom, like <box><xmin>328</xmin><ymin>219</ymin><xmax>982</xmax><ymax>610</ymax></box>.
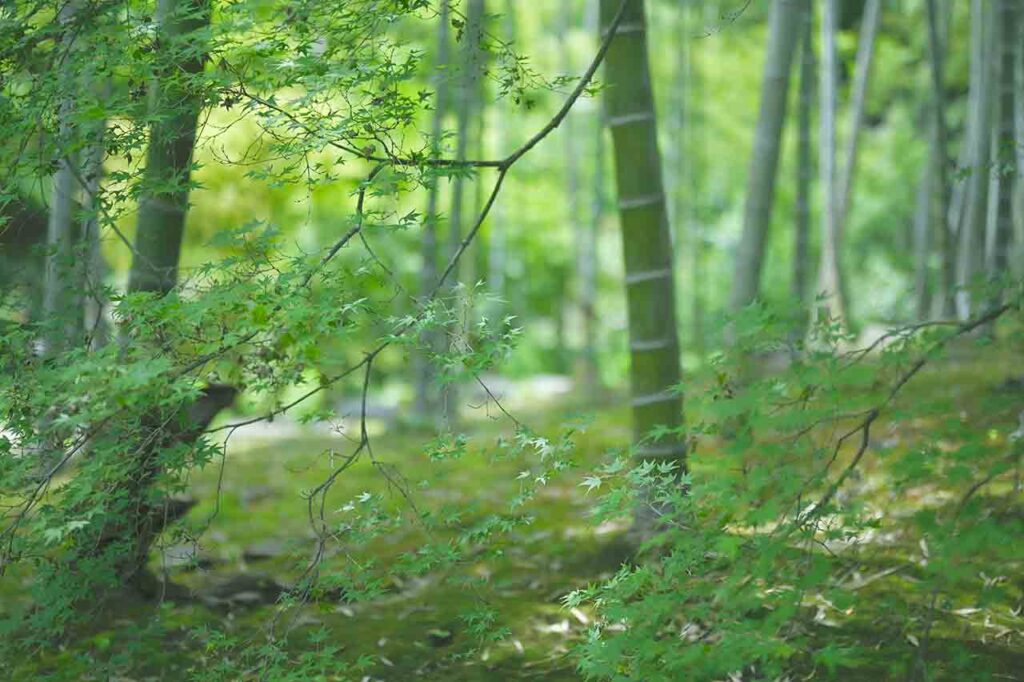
<box><xmin>5</xmin><ymin>346</ymin><xmax>1024</xmax><ymax>680</ymax></box>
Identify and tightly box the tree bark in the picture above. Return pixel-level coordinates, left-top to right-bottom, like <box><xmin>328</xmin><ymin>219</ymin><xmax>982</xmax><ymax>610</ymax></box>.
<box><xmin>83</xmin><ymin>131</ymin><xmax>108</xmax><ymax>349</ymax></box>
<box><xmin>729</xmin><ymin>0</ymin><xmax>802</xmax><ymax>311</ymax></box>
<box><xmin>414</xmin><ymin>0</ymin><xmax>452</xmax><ymax>422</ymax></box>
<box><xmin>987</xmin><ymin>0</ymin><xmax>1016</xmax><ymax>304</ymax></box>
<box><xmin>793</xmin><ymin>0</ymin><xmax>814</xmax><ymax>322</ymax></box>
<box><xmin>600</xmin><ymin>0</ymin><xmax>685</xmax><ymax>476</ymax></box>
<box><xmin>127</xmin><ymin>0</ymin><xmax>211</xmax><ymax>297</ymax></box>
<box><xmin>670</xmin><ymin>3</ymin><xmax>686</xmax><ymax>254</ymax></box>
<box><xmin>583</xmin><ymin>0</ymin><xmax>602</xmax><ymax>389</ymax></box>
<box><xmin>690</xmin><ymin>0</ymin><xmax>711</xmax><ymax>358</ymax></box>
<box><xmin>833</xmin><ymin>0</ymin><xmax>881</xmax><ymax>316</ymax></box>
<box><xmin>925</xmin><ymin>0</ymin><xmax>955</xmax><ymax>317</ymax></box>
<box><xmin>588</xmin><ymin>102</ymin><xmax>605</xmax><ymax>374</ymax></box>
<box><xmin>674</xmin><ymin>0</ymin><xmax>705</xmax><ymax>360</ymax></box>
<box><xmin>487</xmin><ymin>3</ymin><xmax>512</xmax><ymax>307</ymax></box>
<box><xmin>955</xmin><ymin>0</ymin><xmax>994</xmax><ymax>319</ymax></box>
<box><xmin>442</xmin><ymin>0</ymin><xmax>484</xmax><ymax>427</ymax></box>
<box><xmin>561</xmin><ymin>1</ymin><xmax>598</xmax><ymax>392</ymax></box>
<box><xmin>1014</xmin><ymin>12</ymin><xmax>1024</xmax><ymax>261</ymax></box>
<box><xmin>835</xmin><ymin>0</ymin><xmax>881</xmax><ymax>241</ymax></box>
<box><xmin>913</xmin><ymin>139</ymin><xmax>936</xmax><ymax>320</ymax></box>
<box><xmin>82</xmin><ymin>77</ymin><xmax>110</xmax><ymax>350</ymax></box>
<box><xmin>815</xmin><ymin>0</ymin><xmax>846</xmax><ymax>327</ymax></box>
<box><xmin>488</xmin><ymin>0</ymin><xmax>518</xmax><ymax>323</ymax></box>
<box><xmin>43</xmin><ymin>0</ymin><xmax>83</xmax><ymax>354</ymax></box>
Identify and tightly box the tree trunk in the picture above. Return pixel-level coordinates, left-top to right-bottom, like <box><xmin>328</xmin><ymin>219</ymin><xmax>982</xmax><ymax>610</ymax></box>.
<box><xmin>833</xmin><ymin>0</ymin><xmax>881</xmax><ymax>315</ymax></box>
<box><xmin>83</xmin><ymin>128</ymin><xmax>108</xmax><ymax>350</ymax></box>
<box><xmin>729</xmin><ymin>0</ymin><xmax>802</xmax><ymax>311</ymax></box>
<box><xmin>815</xmin><ymin>0</ymin><xmax>846</xmax><ymax>328</ymax></box>
<box><xmin>1015</xmin><ymin>14</ymin><xmax>1024</xmax><ymax>265</ymax></box>
<box><xmin>955</xmin><ymin>0</ymin><xmax>994</xmax><ymax>319</ymax></box>
<box><xmin>835</xmin><ymin>0</ymin><xmax>881</xmax><ymax>240</ymax></box>
<box><xmin>674</xmin><ymin>0</ymin><xmax>704</xmax><ymax>360</ymax></box>
<box><xmin>561</xmin><ymin>1</ymin><xmax>598</xmax><ymax>392</ymax></box>
<box><xmin>82</xmin><ymin>77</ymin><xmax>110</xmax><ymax>350</ymax></box>
<box><xmin>487</xmin><ymin>3</ymin><xmax>512</xmax><ymax>309</ymax></box>
<box><xmin>600</xmin><ymin>0</ymin><xmax>685</xmax><ymax>479</ymax></box>
<box><xmin>127</xmin><ymin>0</ymin><xmax>211</xmax><ymax>297</ymax></box>
<box><xmin>114</xmin><ymin>385</ymin><xmax>236</xmax><ymax>591</ymax></box>
<box><xmin>925</xmin><ymin>0</ymin><xmax>955</xmax><ymax>317</ymax></box>
<box><xmin>793</xmin><ymin>0</ymin><xmax>814</xmax><ymax>325</ymax></box>
<box><xmin>690</xmin><ymin>0</ymin><xmax>710</xmax><ymax>358</ymax></box>
<box><xmin>469</xmin><ymin>35</ymin><xmax>489</xmax><ymax>295</ymax></box>
<box><xmin>670</xmin><ymin>3</ymin><xmax>686</xmax><ymax>251</ymax></box>
<box><xmin>414</xmin><ymin>0</ymin><xmax>452</xmax><ymax>422</ymax></box>
<box><xmin>913</xmin><ymin>139</ymin><xmax>936</xmax><ymax>320</ymax></box>
<box><xmin>587</xmin><ymin>105</ymin><xmax>605</xmax><ymax>376</ymax></box>
<box><xmin>987</xmin><ymin>0</ymin><xmax>1016</xmax><ymax>305</ymax></box>
<box><xmin>442</xmin><ymin>0</ymin><xmax>484</xmax><ymax>427</ymax></box>
<box><xmin>43</xmin><ymin>0</ymin><xmax>83</xmax><ymax>354</ymax></box>
<box><xmin>583</xmin><ymin>0</ymin><xmax>602</xmax><ymax>389</ymax></box>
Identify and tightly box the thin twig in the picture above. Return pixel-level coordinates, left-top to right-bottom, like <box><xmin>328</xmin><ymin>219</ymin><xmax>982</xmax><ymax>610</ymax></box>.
<box><xmin>796</xmin><ymin>302</ymin><xmax>1014</xmax><ymax>528</ymax></box>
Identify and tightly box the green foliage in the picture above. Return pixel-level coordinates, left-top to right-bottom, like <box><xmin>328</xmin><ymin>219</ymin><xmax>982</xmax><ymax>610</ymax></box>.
<box><xmin>1</xmin><ymin>0</ymin><xmax>571</xmax><ymax>672</ymax></box>
<box><xmin>1</xmin><ymin>0</ymin><xmax>1021</xmax><ymax>679</ymax></box>
<box><xmin>570</xmin><ymin>301</ymin><xmax>1024</xmax><ymax>680</ymax></box>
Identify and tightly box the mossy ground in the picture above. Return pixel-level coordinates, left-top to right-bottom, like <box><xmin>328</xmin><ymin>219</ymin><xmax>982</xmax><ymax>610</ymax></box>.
<box><xmin>3</xmin><ymin>346</ymin><xmax>1023</xmax><ymax>680</ymax></box>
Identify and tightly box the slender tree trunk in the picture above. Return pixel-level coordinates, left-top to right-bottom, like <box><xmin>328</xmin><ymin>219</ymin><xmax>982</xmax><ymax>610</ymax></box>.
<box><xmin>729</xmin><ymin>0</ymin><xmax>802</xmax><ymax>311</ymax></box>
<box><xmin>579</xmin><ymin>0</ymin><xmax>601</xmax><ymax>390</ymax></box>
<box><xmin>673</xmin><ymin>0</ymin><xmax>705</xmax><ymax>361</ymax></box>
<box><xmin>793</xmin><ymin>0</ymin><xmax>814</xmax><ymax>325</ymax></box>
<box><xmin>1015</xmin><ymin>8</ymin><xmax>1024</xmax><ymax>270</ymax></box>
<box><xmin>815</xmin><ymin>0</ymin><xmax>846</xmax><ymax>327</ymax></box>
<box><xmin>925</xmin><ymin>0</ymin><xmax>954</xmax><ymax>317</ymax></box>
<box><xmin>127</xmin><ymin>0</ymin><xmax>211</xmax><ymax>296</ymax></box>
<box><xmin>414</xmin><ymin>0</ymin><xmax>451</xmax><ymax>421</ymax></box>
<box><xmin>988</xmin><ymin>0</ymin><xmax>1016</xmax><ymax>304</ymax></box>
<box><xmin>43</xmin><ymin>0</ymin><xmax>82</xmax><ymax>354</ymax></box>
<box><xmin>488</xmin><ymin>0</ymin><xmax>517</xmax><ymax>314</ymax></box>
<box><xmin>83</xmin><ymin>110</ymin><xmax>109</xmax><ymax>349</ymax></box>
<box><xmin>833</xmin><ymin>0</ymin><xmax>881</xmax><ymax>315</ymax></box>
<box><xmin>948</xmin><ymin>140</ymin><xmax>971</xmax><ymax>277</ymax></box>
<box><xmin>691</xmin><ymin>0</ymin><xmax>709</xmax><ymax>358</ymax></box>
<box><xmin>671</xmin><ymin>4</ymin><xmax>686</xmax><ymax>251</ymax></box>
<box><xmin>913</xmin><ymin>139</ymin><xmax>936</xmax><ymax>320</ymax></box>
<box><xmin>600</xmin><ymin>0</ymin><xmax>685</xmax><ymax>483</ymax></box>
<box><xmin>835</xmin><ymin>0</ymin><xmax>881</xmax><ymax>239</ymax></box>
<box><xmin>955</xmin><ymin>0</ymin><xmax>994</xmax><ymax>319</ymax></box>
<box><xmin>487</xmin><ymin>2</ymin><xmax>510</xmax><ymax>304</ymax></box>
<box><xmin>442</xmin><ymin>0</ymin><xmax>484</xmax><ymax>427</ymax></box>
<box><xmin>469</xmin><ymin>35</ymin><xmax>489</xmax><ymax>295</ymax></box>
<box><xmin>556</xmin><ymin>269</ymin><xmax>569</xmax><ymax>371</ymax></box>
<box><xmin>561</xmin><ymin>1</ymin><xmax>597</xmax><ymax>391</ymax></box>
<box><xmin>587</xmin><ymin>105</ymin><xmax>604</xmax><ymax>376</ymax></box>
<box><xmin>985</xmin><ymin>121</ymin><xmax>1000</xmax><ymax>257</ymax></box>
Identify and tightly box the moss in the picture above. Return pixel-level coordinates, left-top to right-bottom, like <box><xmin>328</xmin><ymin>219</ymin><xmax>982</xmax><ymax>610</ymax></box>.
<box><xmin>5</xmin><ymin>350</ymin><xmax>1024</xmax><ymax>679</ymax></box>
